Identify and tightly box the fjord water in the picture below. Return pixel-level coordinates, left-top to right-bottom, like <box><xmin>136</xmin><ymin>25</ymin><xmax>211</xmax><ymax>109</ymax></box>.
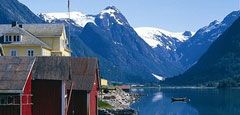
<box><xmin>130</xmin><ymin>88</ymin><xmax>240</xmax><ymax>115</ymax></box>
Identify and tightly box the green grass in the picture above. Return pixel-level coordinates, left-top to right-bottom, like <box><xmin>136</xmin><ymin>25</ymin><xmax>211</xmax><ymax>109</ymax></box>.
<box><xmin>98</xmin><ymin>100</ymin><xmax>113</xmax><ymax>109</ymax></box>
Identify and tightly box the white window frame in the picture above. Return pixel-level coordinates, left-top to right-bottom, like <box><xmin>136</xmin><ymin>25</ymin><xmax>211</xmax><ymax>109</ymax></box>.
<box><xmin>27</xmin><ymin>49</ymin><xmax>34</xmax><ymax>57</ymax></box>
<box><xmin>4</xmin><ymin>35</ymin><xmax>22</xmax><ymax>42</ymax></box>
<box><xmin>10</xmin><ymin>49</ymin><xmax>17</xmax><ymax>56</ymax></box>
<box><xmin>4</xmin><ymin>35</ymin><xmax>9</xmax><ymax>42</ymax></box>
<box><xmin>3</xmin><ymin>36</ymin><xmax>6</xmax><ymax>42</ymax></box>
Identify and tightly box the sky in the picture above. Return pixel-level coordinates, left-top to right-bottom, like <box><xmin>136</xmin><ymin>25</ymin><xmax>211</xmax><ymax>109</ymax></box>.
<box><xmin>18</xmin><ymin>0</ymin><xmax>239</xmax><ymax>32</ymax></box>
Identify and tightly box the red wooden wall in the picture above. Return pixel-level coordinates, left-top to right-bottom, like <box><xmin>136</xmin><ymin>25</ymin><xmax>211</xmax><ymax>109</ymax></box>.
<box><xmin>22</xmin><ymin>73</ymin><xmax>32</xmax><ymax>115</ymax></box>
<box><xmin>0</xmin><ymin>73</ymin><xmax>32</xmax><ymax>115</ymax></box>
<box><xmin>67</xmin><ymin>74</ymin><xmax>99</xmax><ymax>115</ymax></box>
<box><xmin>89</xmin><ymin>75</ymin><xmax>99</xmax><ymax>115</ymax></box>
<box><xmin>32</xmin><ymin>80</ymin><xmax>62</xmax><ymax>115</ymax></box>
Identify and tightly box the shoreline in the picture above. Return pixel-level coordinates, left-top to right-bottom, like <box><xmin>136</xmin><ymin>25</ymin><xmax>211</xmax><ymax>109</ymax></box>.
<box><xmin>131</xmin><ymin>86</ymin><xmax>240</xmax><ymax>89</ymax></box>
<box><xmin>131</xmin><ymin>86</ymin><xmax>215</xmax><ymax>89</ymax></box>
<box><xmin>98</xmin><ymin>87</ymin><xmax>139</xmax><ymax>115</ymax></box>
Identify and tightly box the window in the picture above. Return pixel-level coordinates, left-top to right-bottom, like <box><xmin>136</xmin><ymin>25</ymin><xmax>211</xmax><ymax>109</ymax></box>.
<box><xmin>0</xmin><ymin>95</ymin><xmax>20</xmax><ymax>105</ymax></box>
<box><xmin>27</xmin><ymin>49</ymin><xmax>34</xmax><ymax>57</ymax></box>
<box><xmin>16</xmin><ymin>36</ymin><xmax>20</xmax><ymax>42</ymax></box>
<box><xmin>4</xmin><ymin>35</ymin><xmax>21</xmax><ymax>42</ymax></box>
<box><xmin>7</xmin><ymin>96</ymin><xmax>14</xmax><ymax>104</ymax></box>
<box><xmin>13</xmin><ymin>36</ymin><xmax>16</xmax><ymax>41</ymax></box>
<box><xmin>0</xmin><ymin>97</ymin><xmax>7</xmax><ymax>105</ymax></box>
<box><xmin>10</xmin><ymin>49</ymin><xmax>17</xmax><ymax>56</ymax></box>
<box><xmin>9</xmin><ymin>36</ymin><xmax>12</xmax><ymax>42</ymax></box>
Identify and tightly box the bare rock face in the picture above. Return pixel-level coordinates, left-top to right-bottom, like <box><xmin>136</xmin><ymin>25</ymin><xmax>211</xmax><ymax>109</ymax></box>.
<box><xmin>0</xmin><ymin>0</ymin><xmax>44</xmax><ymax>24</ymax></box>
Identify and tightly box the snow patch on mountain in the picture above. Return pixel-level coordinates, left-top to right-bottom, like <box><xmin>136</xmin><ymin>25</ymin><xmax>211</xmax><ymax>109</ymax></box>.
<box><xmin>202</xmin><ymin>20</ymin><xmax>220</xmax><ymax>33</ymax></box>
<box><xmin>152</xmin><ymin>73</ymin><xmax>165</xmax><ymax>81</ymax></box>
<box><xmin>98</xmin><ymin>6</ymin><xmax>129</xmax><ymax>26</ymax></box>
<box><xmin>39</xmin><ymin>12</ymin><xmax>95</xmax><ymax>27</ymax></box>
<box><xmin>135</xmin><ymin>27</ymin><xmax>194</xmax><ymax>49</ymax></box>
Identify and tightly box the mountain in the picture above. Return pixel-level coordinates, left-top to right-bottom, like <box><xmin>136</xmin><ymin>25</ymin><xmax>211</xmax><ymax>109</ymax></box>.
<box><xmin>40</xmin><ymin>6</ymin><xmax>183</xmax><ymax>83</ymax></box>
<box><xmin>40</xmin><ymin>7</ymin><xmax>240</xmax><ymax>83</ymax></box>
<box><xmin>134</xmin><ymin>11</ymin><xmax>240</xmax><ymax>73</ymax></box>
<box><xmin>79</xmin><ymin>6</ymin><xmax>185</xmax><ymax>82</ymax></box>
<box><xmin>135</xmin><ymin>27</ymin><xmax>193</xmax><ymax>66</ymax></box>
<box><xmin>39</xmin><ymin>12</ymin><xmax>95</xmax><ymax>27</ymax></box>
<box><xmin>0</xmin><ymin>0</ymin><xmax>44</xmax><ymax>24</ymax></box>
<box><xmin>177</xmin><ymin>11</ymin><xmax>240</xmax><ymax>69</ymax></box>
<box><xmin>166</xmin><ymin>17</ymin><xmax>240</xmax><ymax>85</ymax></box>
<box><xmin>135</xmin><ymin>27</ymin><xmax>192</xmax><ymax>50</ymax></box>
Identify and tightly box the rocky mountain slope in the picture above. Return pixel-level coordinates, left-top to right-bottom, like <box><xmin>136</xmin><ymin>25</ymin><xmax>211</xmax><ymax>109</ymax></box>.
<box><xmin>0</xmin><ymin>0</ymin><xmax>44</xmax><ymax>24</ymax></box>
<box><xmin>2</xmin><ymin>0</ymin><xmax>240</xmax><ymax>83</ymax></box>
<box><xmin>166</xmin><ymin>17</ymin><xmax>240</xmax><ymax>85</ymax></box>
<box><xmin>177</xmin><ymin>11</ymin><xmax>240</xmax><ymax>69</ymax></box>
<box><xmin>40</xmin><ymin>7</ymin><xmax>240</xmax><ymax>83</ymax></box>
<box><xmin>40</xmin><ymin>6</ymin><xmax>183</xmax><ymax>83</ymax></box>
<box><xmin>135</xmin><ymin>27</ymin><xmax>193</xmax><ymax>67</ymax></box>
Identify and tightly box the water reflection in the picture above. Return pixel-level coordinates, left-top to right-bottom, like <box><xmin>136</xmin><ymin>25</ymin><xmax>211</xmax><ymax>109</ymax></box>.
<box><xmin>131</xmin><ymin>88</ymin><xmax>144</xmax><ymax>92</ymax></box>
<box><xmin>152</xmin><ymin>92</ymin><xmax>163</xmax><ymax>102</ymax></box>
<box><xmin>131</xmin><ymin>88</ymin><xmax>198</xmax><ymax>115</ymax></box>
<box><xmin>131</xmin><ymin>88</ymin><xmax>240</xmax><ymax>115</ymax></box>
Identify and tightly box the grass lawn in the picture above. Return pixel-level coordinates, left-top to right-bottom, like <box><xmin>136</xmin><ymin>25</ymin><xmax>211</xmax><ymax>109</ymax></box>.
<box><xmin>98</xmin><ymin>100</ymin><xmax>113</xmax><ymax>109</ymax></box>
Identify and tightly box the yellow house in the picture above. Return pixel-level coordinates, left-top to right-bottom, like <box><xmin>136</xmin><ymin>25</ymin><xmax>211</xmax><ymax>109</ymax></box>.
<box><xmin>0</xmin><ymin>22</ymin><xmax>71</xmax><ymax>56</ymax></box>
<box><xmin>101</xmin><ymin>79</ymin><xmax>108</xmax><ymax>86</ymax></box>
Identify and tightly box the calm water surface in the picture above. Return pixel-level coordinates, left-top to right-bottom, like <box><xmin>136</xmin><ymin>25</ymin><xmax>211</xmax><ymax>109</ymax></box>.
<box><xmin>130</xmin><ymin>88</ymin><xmax>240</xmax><ymax>115</ymax></box>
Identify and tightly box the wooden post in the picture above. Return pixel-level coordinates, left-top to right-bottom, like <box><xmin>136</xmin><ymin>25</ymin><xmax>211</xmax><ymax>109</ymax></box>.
<box><xmin>65</xmin><ymin>82</ymin><xmax>73</xmax><ymax>115</ymax></box>
<box><xmin>20</xmin><ymin>94</ymin><xmax>22</xmax><ymax>115</ymax></box>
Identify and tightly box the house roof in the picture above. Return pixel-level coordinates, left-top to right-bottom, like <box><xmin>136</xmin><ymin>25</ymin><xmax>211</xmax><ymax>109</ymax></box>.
<box><xmin>32</xmin><ymin>57</ymin><xmax>70</xmax><ymax>81</ymax></box>
<box><xmin>0</xmin><ymin>57</ymin><xmax>35</xmax><ymax>93</ymax></box>
<box><xmin>0</xmin><ymin>57</ymin><xmax>99</xmax><ymax>92</ymax></box>
<box><xmin>67</xmin><ymin>58</ymin><xmax>99</xmax><ymax>91</ymax></box>
<box><xmin>0</xmin><ymin>26</ymin><xmax>50</xmax><ymax>49</ymax></box>
<box><xmin>32</xmin><ymin>57</ymin><xmax>100</xmax><ymax>91</ymax></box>
<box><xmin>22</xmin><ymin>24</ymin><xmax>65</xmax><ymax>37</ymax></box>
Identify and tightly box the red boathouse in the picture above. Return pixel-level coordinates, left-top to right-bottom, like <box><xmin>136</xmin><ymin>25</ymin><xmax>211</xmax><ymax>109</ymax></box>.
<box><xmin>67</xmin><ymin>58</ymin><xmax>100</xmax><ymax>115</ymax></box>
<box><xmin>0</xmin><ymin>57</ymin><xmax>100</xmax><ymax>115</ymax></box>
<box><xmin>0</xmin><ymin>57</ymin><xmax>35</xmax><ymax>115</ymax></box>
<box><xmin>31</xmin><ymin>57</ymin><xmax>70</xmax><ymax>115</ymax></box>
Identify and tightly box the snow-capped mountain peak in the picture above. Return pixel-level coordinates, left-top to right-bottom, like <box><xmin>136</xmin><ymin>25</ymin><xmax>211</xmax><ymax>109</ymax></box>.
<box><xmin>101</xmin><ymin>6</ymin><xmax>120</xmax><ymax>14</ymax></box>
<box><xmin>39</xmin><ymin>12</ymin><xmax>95</xmax><ymax>27</ymax></box>
<box><xmin>97</xmin><ymin>6</ymin><xmax>129</xmax><ymax>26</ymax></box>
<box><xmin>183</xmin><ymin>31</ymin><xmax>193</xmax><ymax>37</ymax></box>
<box><xmin>135</xmin><ymin>27</ymin><xmax>193</xmax><ymax>49</ymax></box>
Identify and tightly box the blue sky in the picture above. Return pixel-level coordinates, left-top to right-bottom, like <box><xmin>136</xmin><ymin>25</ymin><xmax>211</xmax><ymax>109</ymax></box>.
<box><xmin>19</xmin><ymin>0</ymin><xmax>239</xmax><ymax>32</ymax></box>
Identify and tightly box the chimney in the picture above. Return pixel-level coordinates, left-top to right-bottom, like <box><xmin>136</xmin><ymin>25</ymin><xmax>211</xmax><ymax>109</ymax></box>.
<box><xmin>12</xmin><ymin>21</ymin><xmax>17</xmax><ymax>27</ymax></box>
<box><xmin>19</xmin><ymin>24</ymin><xmax>23</xmax><ymax>28</ymax></box>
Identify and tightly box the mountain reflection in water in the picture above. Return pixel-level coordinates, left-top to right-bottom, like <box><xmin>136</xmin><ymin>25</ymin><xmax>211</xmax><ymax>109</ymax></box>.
<box><xmin>131</xmin><ymin>88</ymin><xmax>240</xmax><ymax>115</ymax></box>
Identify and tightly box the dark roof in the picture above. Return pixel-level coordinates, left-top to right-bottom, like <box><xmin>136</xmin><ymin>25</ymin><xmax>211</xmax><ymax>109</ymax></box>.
<box><xmin>0</xmin><ymin>57</ymin><xmax>35</xmax><ymax>92</ymax></box>
<box><xmin>0</xmin><ymin>26</ymin><xmax>50</xmax><ymax>48</ymax></box>
<box><xmin>0</xmin><ymin>24</ymin><xmax>65</xmax><ymax>37</ymax></box>
<box><xmin>32</xmin><ymin>57</ymin><xmax>70</xmax><ymax>80</ymax></box>
<box><xmin>22</xmin><ymin>24</ymin><xmax>65</xmax><ymax>37</ymax></box>
<box><xmin>0</xmin><ymin>57</ymin><xmax>99</xmax><ymax>92</ymax></box>
<box><xmin>0</xmin><ymin>24</ymin><xmax>66</xmax><ymax>49</ymax></box>
<box><xmin>67</xmin><ymin>58</ymin><xmax>99</xmax><ymax>91</ymax></box>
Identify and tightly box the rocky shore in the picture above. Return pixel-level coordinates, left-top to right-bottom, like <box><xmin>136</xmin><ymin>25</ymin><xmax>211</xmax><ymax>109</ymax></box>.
<box><xmin>99</xmin><ymin>108</ymin><xmax>137</xmax><ymax>115</ymax></box>
<box><xmin>98</xmin><ymin>87</ymin><xmax>139</xmax><ymax>115</ymax></box>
